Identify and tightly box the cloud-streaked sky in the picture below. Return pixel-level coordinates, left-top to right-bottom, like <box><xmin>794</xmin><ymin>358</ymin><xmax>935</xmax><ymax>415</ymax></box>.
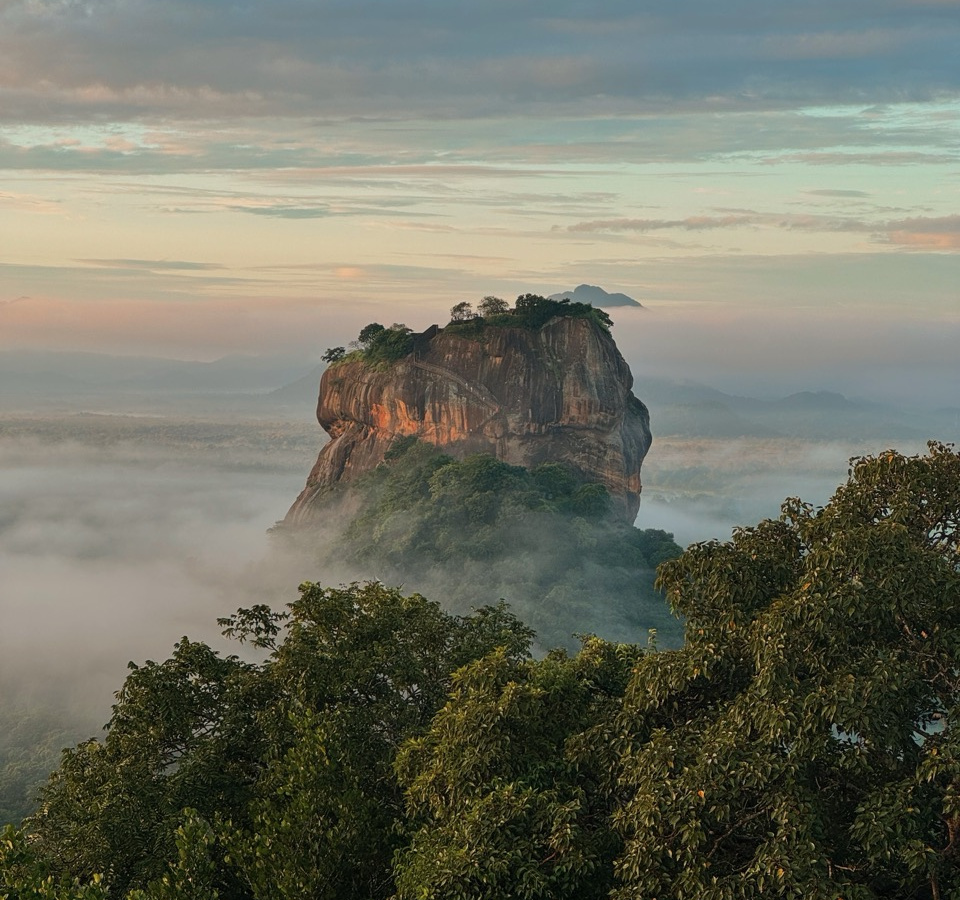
<box><xmin>1</xmin><ymin>0</ymin><xmax>958</xmax><ymax>402</ymax></box>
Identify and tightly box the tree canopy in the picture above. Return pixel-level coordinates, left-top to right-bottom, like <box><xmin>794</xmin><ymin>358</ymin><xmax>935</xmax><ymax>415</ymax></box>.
<box><xmin>612</xmin><ymin>441</ymin><xmax>960</xmax><ymax>900</ymax></box>
<box><xmin>9</xmin><ymin>583</ymin><xmax>534</xmax><ymax>900</ymax></box>
<box><xmin>4</xmin><ymin>442</ymin><xmax>960</xmax><ymax>900</ymax></box>
<box><xmin>311</xmin><ymin>439</ymin><xmax>682</xmax><ymax>648</ymax></box>
<box><xmin>320</xmin><ymin>293</ymin><xmax>616</xmax><ymax>372</ymax></box>
<box><xmin>445</xmin><ymin>293</ymin><xmax>613</xmax><ymax>334</ymax></box>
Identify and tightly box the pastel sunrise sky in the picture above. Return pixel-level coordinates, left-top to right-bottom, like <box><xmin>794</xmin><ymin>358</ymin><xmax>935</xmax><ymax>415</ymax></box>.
<box><xmin>1</xmin><ymin>0</ymin><xmax>958</xmax><ymax>403</ymax></box>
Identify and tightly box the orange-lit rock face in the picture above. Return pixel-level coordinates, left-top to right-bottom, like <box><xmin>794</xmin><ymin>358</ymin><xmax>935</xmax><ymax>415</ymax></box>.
<box><xmin>285</xmin><ymin>317</ymin><xmax>651</xmax><ymax>524</ymax></box>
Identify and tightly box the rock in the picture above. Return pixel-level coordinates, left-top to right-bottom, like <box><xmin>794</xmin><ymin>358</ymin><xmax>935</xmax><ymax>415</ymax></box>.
<box><xmin>284</xmin><ymin>316</ymin><xmax>651</xmax><ymax>524</ymax></box>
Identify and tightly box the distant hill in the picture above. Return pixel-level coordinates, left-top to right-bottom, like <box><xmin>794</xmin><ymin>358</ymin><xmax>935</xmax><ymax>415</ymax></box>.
<box><xmin>548</xmin><ymin>284</ymin><xmax>643</xmax><ymax>308</ymax></box>
<box><xmin>0</xmin><ymin>349</ymin><xmax>321</xmax><ymax>419</ymax></box>
<box><xmin>268</xmin><ymin>364</ymin><xmax>325</xmax><ymax>407</ymax></box>
<box><xmin>0</xmin><ymin>350</ymin><xmax>312</xmax><ymax>394</ymax></box>
<box><xmin>633</xmin><ymin>376</ymin><xmax>942</xmax><ymax>441</ymax></box>
<box><xmin>774</xmin><ymin>391</ymin><xmax>861</xmax><ymax>412</ymax></box>
<box><xmin>651</xmin><ymin>400</ymin><xmax>779</xmax><ymax>439</ymax></box>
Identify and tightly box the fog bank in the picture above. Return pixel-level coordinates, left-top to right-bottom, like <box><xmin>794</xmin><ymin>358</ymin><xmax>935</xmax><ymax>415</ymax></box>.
<box><xmin>0</xmin><ymin>434</ymin><xmax>308</xmax><ymax>721</ymax></box>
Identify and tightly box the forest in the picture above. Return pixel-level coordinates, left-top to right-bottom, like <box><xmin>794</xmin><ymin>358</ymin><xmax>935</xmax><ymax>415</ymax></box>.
<box><xmin>276</xmin><ymin>436</ymin><xmax>683</xmax><ymax>650</ymax></box>
<box><xmin>3</xmin><ymin>441</ymin><xmax>960</xmax><ymax>899</ymax></box>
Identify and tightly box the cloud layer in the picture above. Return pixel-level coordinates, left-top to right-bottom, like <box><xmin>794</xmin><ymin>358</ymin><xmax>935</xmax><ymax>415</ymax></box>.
<box><xmin>0</xmin><ymin>433</ymin><xmax>307</xmax><ymax>716</ymax></box>
<box><xmin>3</xmin><ymin>1</ymin><xmax>960</xmax><ymax>122</ymax></box>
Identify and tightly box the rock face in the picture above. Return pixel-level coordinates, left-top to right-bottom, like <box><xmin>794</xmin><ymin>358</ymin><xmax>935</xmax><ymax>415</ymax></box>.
<box><xmin>285</xmin><ymin>316</ymin><xmax>651</xmax><ymax>524</ymax></box>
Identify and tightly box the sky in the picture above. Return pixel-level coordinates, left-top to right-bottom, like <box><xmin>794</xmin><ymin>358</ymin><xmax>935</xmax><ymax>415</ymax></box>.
<box><xmin>1</xmin><ymin>0</ymin><xmax>959</xmax><ymax>403</ymax></box>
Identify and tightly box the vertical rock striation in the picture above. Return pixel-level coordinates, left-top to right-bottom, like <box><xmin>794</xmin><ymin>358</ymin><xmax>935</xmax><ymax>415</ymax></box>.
<box><xmin>285</xmin><ymin>316</ymin><xmax>651</xmax><ymax>524</ymax></box>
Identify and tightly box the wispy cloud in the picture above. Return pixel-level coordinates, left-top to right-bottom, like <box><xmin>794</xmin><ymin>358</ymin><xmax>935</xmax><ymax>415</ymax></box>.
<box><xmin>77</xmin><ymin>258</ymin><xmax>226</xmax><ymax>271</ymax></box>
<box><xmin>0</xmin><ymin>189</ymin><xmax>63</xmax><ymax>213</ymax></box>
<box><xmin>765</xmin><ymin>151</ymin><xmax>958</xmax><ymax>166</ymax></box>
<box><xmin>884</xmin><ymin>214</ymin><xmax>960</xmax><ymax>250</ymax></box>
<box><xmin>231</xmin><ymin>205</ymin><xmax>331</xmax><ymax>219</ymax></box>
<box><xmin>803</xmin><ymin>189</ymin><xmax>871</xmax><ymax>197</ymax></box>
<box><xmin>563</xmin><ymin>211</ymin><xmax>960</xmax><ymax>251</ymax></box>
<box><xmin>564</xmin><ymin>212</ymin><xmax>869</xmax><ymax>234</ymax></box>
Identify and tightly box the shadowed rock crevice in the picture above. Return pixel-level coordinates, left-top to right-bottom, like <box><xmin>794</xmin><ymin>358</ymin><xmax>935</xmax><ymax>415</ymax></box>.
<box><xmin>285</xmin><ymin>315</ymin><xmax>651</xmax><ymax>524</ymax></box>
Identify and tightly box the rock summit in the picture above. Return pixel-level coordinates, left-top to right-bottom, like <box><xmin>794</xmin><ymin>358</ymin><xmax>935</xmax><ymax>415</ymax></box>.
<box><xmin>285</xmin><ymin>313</ymin><xmax>651</xmax><ymax>524</ymax></box>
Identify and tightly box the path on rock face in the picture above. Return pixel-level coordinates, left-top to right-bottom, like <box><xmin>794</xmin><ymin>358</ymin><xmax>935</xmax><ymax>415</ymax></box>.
<box><xmin>406</xmin><ymin>359</ymin><xmax>501</xmax><ymax>411</ymax></box>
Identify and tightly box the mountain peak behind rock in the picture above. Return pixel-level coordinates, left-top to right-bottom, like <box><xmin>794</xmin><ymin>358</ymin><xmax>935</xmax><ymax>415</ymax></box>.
<box><xmin>548</xmin><ymin>284</ymin><xmax>643</xmax><ymax>308</ymax></box>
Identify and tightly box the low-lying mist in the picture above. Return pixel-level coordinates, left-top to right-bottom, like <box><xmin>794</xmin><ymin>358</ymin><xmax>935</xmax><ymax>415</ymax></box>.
<box><xmin>634</xmin><ymin>437</ymin><xmax>931</xmax><ymax>547</ymax></box>
<box><xmin>0</xmin><ymin>434</ymin><xmax>308</xmax><ymax>720</ymax></box>
<box><xmin>0</xmin><ymin>401</ymin><xmax>943</xmax><ymax>824</ymax></box>
<box><xmin>0</xmin><ymin>423</ymin><xmax>937</xmax><ymax>719</ymax></box>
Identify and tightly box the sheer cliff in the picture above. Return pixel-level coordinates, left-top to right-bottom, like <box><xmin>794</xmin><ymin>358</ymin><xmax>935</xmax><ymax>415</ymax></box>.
<box><xmin>285</xmin><ymin>315</ymin><xmax>651</xmax><ymax>524</ymax></box>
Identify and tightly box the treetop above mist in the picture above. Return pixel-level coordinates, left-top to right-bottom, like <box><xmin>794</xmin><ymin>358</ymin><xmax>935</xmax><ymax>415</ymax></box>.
<box><xmin>445</xmin><ymin>293</ymin><xmax>614</xmax><ymax>334</ymax></box>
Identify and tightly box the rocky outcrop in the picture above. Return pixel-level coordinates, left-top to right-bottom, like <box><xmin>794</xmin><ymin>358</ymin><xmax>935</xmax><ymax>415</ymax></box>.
<box><xmin>285</xmin><ymin>316</ymin><xmax>651</xmax><ymax>524</ymax></box>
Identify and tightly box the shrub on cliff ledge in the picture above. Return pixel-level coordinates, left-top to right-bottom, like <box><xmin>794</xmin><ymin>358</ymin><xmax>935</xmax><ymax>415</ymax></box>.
<box><xmin>358</xmin><ymin>323</ymin><xmax>415</xmax><ymax>365</ymax></box>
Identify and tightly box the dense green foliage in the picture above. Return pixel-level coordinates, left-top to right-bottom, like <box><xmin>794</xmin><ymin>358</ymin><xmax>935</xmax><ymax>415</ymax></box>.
<box><xmin>359</xmin><ymin>324</ymin><xmax>415</xmax><ymax>365</ymax></box>
<box><xmin>612</xmin><ymin>441</ymin><xmax>960</xmax><ymax>900</ymax></box>
<box><xmin>445</xmin><ymin>293</ymin><xmax>613</xmax><ymax>335</ymax></box>
<box><xmin>6</xmin><ymin>583</ymin><xmax>533</xmax><ymax>899</ymax></box>
<box><xmin>5</xmin><ymin>443</ymin><xmax>960</xmax><ymax>900</ymax></box>
<box><xmin>394</xmin><ymin>638</ymin><xmax>640</xmax><ymax>900</ymax></box>
<box><xmin>0</xmin><ymin>706</ymin><xmax>87</xmax><ymax>828</ymax></box>
<box><xmin>312</xmin><ymin>438</ymin><xmax>682</xmax><ymax>648</ymax></box>
<box><xmin>321</xmin><ymin>295</ymin><xmax>615</xmax><ymax>368</ymax></box>
<box><xmin>320</xmin><ymin>322</ymin><xmax>416</xmax><ymax>370</ymax></box>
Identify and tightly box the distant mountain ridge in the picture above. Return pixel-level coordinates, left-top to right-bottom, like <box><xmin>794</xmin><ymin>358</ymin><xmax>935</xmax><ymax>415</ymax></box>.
<box><xmin>548</xmin><ymin>284</ymin><xmax>643</xmax><ymax>308</ymax></box>
<box><xmin>0</xmin><ymin>349</ymin><xmax>319</xmax><ymax>419</ymax></box>
<box><xmin>633</xmin><ymin>376</ymin><xmax>945</xmax><ymax>441</ymax></box>
<box><xmin>1</xmin><ymin>348</ymin><xmax>954</xmax><ymax>443</ymax></box>
<box><xmin>0</xmin><ymin>350</ymin><xmax>312</xmax><ymax>393</ymax></box>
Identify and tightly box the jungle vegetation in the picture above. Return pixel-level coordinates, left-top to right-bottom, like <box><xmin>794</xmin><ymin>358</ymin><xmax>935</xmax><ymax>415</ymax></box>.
<box><xmin>321</xmin><ymin>294</ymin><xmax>614</xmax><ymax>370</ymax></box>
<box><xmin>3</xmin><ymin>443</ymin><xmax>960</xmax><ymax>899</ymax></box>
<box><xmin>287</xmin><ymin>437</ymin><xmax>683</xmax><ymax>649</ymax></box>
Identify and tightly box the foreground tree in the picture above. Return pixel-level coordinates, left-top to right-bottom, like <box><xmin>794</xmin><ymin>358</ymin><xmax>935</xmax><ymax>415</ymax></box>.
<box><xmin>613</xmin><ymin>442</ymin><xmax>960</xmax><ymax>899</ymax></box>
<box><xmin>1</xmin><ymin>823</ymin><xmax>109</xmax><ymax>899</ymax></box>
<box><xmin>222</xmin><ymin>584</ymin><xmax>533</xmax><ymax>900</ymax></box>
<box><xmin>8</xmin><ymin>443</ymin><xmax>960</xmax><ymax>900</ymax></box>
<box><xmin>20</xmin><ymin>584</ymin><xmax>533</xmax><ymax>899</ymax></box>
<box><xmin>394</xmin><ymin>638</ymin><xmax>643</xmax><ymax>899</ymax></box>
<box><xmin>25</xmin><ymin>639</ymin><xmax>269</xmax><ymax>895</ymax></box>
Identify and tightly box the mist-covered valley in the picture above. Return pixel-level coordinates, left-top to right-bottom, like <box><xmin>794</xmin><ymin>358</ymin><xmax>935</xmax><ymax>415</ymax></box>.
<box><xmin>0</xmin><ymin>404</ymin><xmax>322</xmax><ymax>822</ymax></box>
<box><xmin>1</xmin><ymin>347</ymin><xmax>956</xmax><ymax>826</ymax></box>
